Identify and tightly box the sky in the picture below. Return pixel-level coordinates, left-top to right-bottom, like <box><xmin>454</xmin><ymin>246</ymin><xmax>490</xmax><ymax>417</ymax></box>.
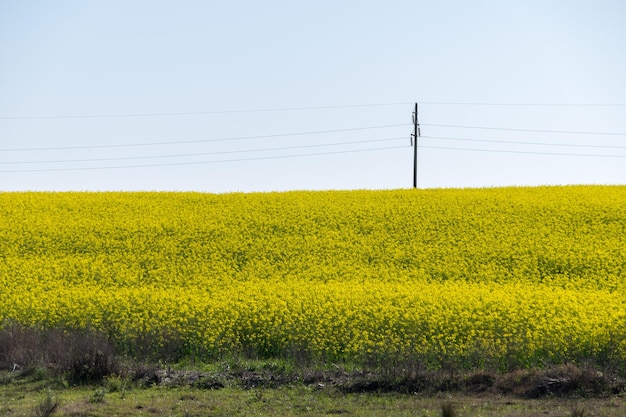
<box><xmin>1</xmin><ymin>0</ymin><xmax>626</xmax><ymax>192</ymax></box>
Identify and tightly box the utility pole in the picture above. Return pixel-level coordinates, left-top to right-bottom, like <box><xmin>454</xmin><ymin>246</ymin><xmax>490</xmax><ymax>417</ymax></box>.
<box><xmin>411</xmin><ymin>102</ymin><xmax>421</xmax><ymax>188</ymax></box>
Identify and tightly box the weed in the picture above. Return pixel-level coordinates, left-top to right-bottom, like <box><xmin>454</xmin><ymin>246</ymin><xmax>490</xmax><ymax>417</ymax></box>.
<box><xmin>89</xmin><ymin>387</ymin><xmax>107</xmax><ymax>404</ymax></box>
<box><xmin>441</xmin><ymin>402</ymin><xmax>457</xmax><ymax>417</ymax></box>
<box><xmin>104</xmin><ymin>374</ymin><xmax>127</xmax><ymax>392</ymax></box>
<box><xmin>571</xmin><ymin>407</ymin><xmax>592</xmax><ymax>417</ymax></box>
<box><xmin>104</xmin><ymin>374</ymin><xmax>130</xmax><ymax>399</ymax></box>
<box><xmin>34</xmin><ymin>388</ymin><xmax>60</xmax><ymax>417</ymax></box>
<box><xmin>31</xmin><ymin>367</ymin><xmax>50</xmax><ymax>381</ymax></box>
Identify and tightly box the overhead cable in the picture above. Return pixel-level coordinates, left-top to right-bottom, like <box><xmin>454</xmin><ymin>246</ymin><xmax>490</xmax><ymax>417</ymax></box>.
<box><xmin>0</xmin><ymin>102</ymin><xmax>413</xmax><ymax>120</ymax></box>
<box><xmin>421</xmin><ymin>102</ymin><xmax>626</xmax><ymax>107</ymax></box>
<box><xmin>4</xmin><ymin>101</ymin><xmax>626</xmax><ymax>120</ymax></box>
<box><xmin>421</xmin><ymin>145</ymin><xmax>626</xmax><ymax>158</ymax></box>
<box><xmin>0</xmin><ymin>124</ymin><xmax>410</xmax><ymax>152</ymax></box>
<box><xmin>421</xmin><ymin>135</ymin><xmax>626</xmax><ymax>149</ymax></box>
<box><xmin>422</xmin><ymin>123</ymin><xmax>626</xmax><ymax>136</ymax></box>
<box><xmin>3</xmin><ymin>137</ymin><xmax>405</xmax><ymax>165</ymax></box>
<box><xmin>0</xmin><ymin>145</ymin><xmax>405</xmax><ymax>173</ymax></box>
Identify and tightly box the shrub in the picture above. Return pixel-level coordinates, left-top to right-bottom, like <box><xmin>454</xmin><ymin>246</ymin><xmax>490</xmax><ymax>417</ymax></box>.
<box><xmin>61</xmin><ymin>330</ymin><xmax>119</xmax><ymax>384</ymax></box>
<box><xmin>0</xmin><ymin>324</ymin><xmax>118</xmax><ymax>383</ymax></box>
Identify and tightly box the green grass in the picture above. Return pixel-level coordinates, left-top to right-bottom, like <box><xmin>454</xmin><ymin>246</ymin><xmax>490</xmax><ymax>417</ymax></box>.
<box><xmin>1</xmin><ymin>371</ymin><xmax>626</xmax><ymax>417</ymax></box>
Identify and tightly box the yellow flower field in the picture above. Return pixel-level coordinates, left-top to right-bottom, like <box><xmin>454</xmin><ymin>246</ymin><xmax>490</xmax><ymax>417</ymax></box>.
<box><xmin>1</xmin><ymin>186</ymin><xmax>625</xmax><ymax>369</ymax></box>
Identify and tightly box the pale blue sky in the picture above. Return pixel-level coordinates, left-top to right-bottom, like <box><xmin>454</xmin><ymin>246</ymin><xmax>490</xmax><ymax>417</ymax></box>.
<box><xmin>1</xmin><ymin>1</ymin><xmax>625</xmax><ymax>192</ymax></box>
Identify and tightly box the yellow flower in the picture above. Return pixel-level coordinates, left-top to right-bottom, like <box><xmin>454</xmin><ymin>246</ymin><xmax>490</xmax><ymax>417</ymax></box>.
<box><xmin>1</xmin><ymin>186</ymin><xmax>625</xmax><ymax>366</ymax></box>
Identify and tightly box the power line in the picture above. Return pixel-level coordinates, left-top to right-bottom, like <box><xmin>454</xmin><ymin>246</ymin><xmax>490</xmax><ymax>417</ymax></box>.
<box><xmin>0</xmin><ymin>145</ymin><xmax>405</xmax><ymax>173</ymax></box>
<box><xmin>421</xmin><ymin>135</ymin><xmax>626</xmax><ymax>150</ymax></box>
<box><xmin>3</xmin><ymin>101</ymin><xmax>626</xmax><ymax>120</ymax></box>
<box><xmin>10</xmin><ymin>132</ymin><xmax>623</xmax><ymax>167</ymax></box>
<box><xmin>421</xmin><ymin>144</ymin><xmax>626</xmax><ymax>158</ymax></box>
<box><xmin>0</xmin><ymin>102</ymin><xmax>413</xmax><ymax>120</ymax></box>
<box><xmin>2</xmin><ymin>137</ymin><xmax>405</xmax><ymax>165</ymax></box>
<box><xmin>0</xmin><ymin>123</ymin><xmax>410</xmax><ymax>152</ymax></box>
<box><xmin>421</xmin><ymin>102</ymin><xmax>626</xmax><ymax>107</ymax></box>
<box><xmin>422</xmin><ymin>123</ymin><xmax>626</xmax><ymax>136</ymax></box>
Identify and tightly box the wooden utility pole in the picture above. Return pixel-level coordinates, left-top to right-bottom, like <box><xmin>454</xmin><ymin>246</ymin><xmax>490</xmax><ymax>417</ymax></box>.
<box><xmin>411</xmin><ymin>102</ymin><xmax>421</xmax><ymax>188</ymax></box>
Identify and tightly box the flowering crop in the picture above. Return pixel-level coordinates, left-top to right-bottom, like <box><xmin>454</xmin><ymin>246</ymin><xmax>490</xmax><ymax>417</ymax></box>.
<box><xmin>1</xmin><ymin>186</ymin><xmax>625</xmax><ymax>368</ymax></box>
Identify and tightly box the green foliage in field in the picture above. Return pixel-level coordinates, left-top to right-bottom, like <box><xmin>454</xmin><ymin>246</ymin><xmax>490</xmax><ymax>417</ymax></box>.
<box><xmin>1</xmin><ymin>186</ymin><xmax>625</xmax><ymax>368</ymax></box>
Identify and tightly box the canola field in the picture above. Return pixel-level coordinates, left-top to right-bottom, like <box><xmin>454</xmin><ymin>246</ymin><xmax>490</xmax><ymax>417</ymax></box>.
<box><xmin>1</xmin><ymin>186</ymin><xmax>625</xmax><ymax>369</ymax></box>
